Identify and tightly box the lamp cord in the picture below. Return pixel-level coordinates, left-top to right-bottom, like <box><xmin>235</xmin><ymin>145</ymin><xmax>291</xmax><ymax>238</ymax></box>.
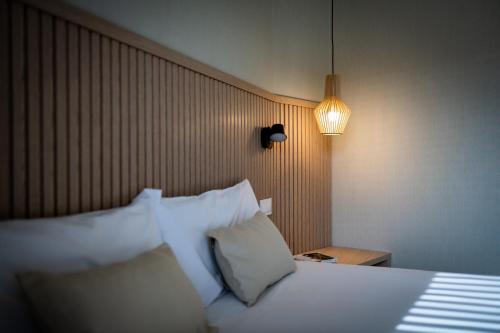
<box><xmin>331</xmin><ymin>0</ymin><xmax>335</xmax><ymax>75</ymax></box>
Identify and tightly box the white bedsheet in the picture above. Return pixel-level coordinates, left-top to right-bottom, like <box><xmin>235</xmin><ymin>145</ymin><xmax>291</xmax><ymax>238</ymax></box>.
<box><xmin>206</xmin><ymin>261</ymin><xmax>500</xmax><ymax>333</ymax></box>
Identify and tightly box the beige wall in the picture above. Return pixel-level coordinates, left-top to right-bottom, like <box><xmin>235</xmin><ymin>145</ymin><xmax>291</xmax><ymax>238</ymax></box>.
<box><xmin>63</xmin><ymin>0</ymin><xmax>330</xmax><ymax>101</ymax></box>
<box><xmin>331</xmin><ymin>0</ymin><xmax>500</xmax><ymax>275</ymax></box>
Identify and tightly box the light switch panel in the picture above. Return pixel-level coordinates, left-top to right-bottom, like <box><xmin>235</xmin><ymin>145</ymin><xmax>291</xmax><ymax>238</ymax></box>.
<box><xmin>259</xmin><ymin>198</ymin><xmax>272</xmax><ymax>216</ymax></box>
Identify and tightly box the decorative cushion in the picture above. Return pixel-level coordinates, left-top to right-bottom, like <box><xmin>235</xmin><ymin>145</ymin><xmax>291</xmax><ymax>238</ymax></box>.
<box><xmin>18</xmin><ymin>245</ymin><xmax>212</xmax><ymax>333</ymax></box>
<box><xmin>207</xmin><ymin>212</ymin><xmax>296</xmax><ymax>306</ymax></box>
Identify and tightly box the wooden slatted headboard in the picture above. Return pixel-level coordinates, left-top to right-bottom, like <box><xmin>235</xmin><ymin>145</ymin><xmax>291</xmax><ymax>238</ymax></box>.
<box><xmin>0</xmin><ymin>0</ymin><xmax>332</xmax><ymax>254</ymax></box>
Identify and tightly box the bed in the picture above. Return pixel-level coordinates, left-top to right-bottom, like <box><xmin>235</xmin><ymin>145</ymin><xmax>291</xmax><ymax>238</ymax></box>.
<box><xmin>1</xmin><ymin>184</ymin><xmax>499</xmax><ymax>333</ymax></box>
<box><xmin>207</xmin><ymin>262</ymin><xmax>500</xmax><ymax>333</ymax></box>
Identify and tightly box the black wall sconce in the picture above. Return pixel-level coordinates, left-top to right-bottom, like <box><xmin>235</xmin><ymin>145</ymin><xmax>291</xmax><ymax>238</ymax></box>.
<box><xmin>261</xmin><ymin>124</ymin><xmax>287</xmax><ymax>149</ymax></box>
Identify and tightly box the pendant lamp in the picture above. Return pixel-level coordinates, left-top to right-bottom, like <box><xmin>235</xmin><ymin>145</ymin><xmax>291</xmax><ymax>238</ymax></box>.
<box><xmin>314</xmin><ymin>0</ymin><xmax>351</xmax><ymax>135</ymax></box>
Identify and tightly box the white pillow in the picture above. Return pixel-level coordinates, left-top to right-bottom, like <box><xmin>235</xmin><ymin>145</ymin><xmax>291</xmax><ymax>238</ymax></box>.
<box><xmin>157</xmin><ymin>179</ymin><xmax>260</xmax><ymax>306</ymax></box>
<box><xmin>0</xmin><ymin>189</ymin><xmax>163</xmax><ymax>333</ymax></box>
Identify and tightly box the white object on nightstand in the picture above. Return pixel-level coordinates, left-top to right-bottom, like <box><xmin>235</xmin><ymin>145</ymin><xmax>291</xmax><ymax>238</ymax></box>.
<box><xmin>259</xmin><ymin>198</ymin><xmax>272</xmax><ymax>216</ymax></box>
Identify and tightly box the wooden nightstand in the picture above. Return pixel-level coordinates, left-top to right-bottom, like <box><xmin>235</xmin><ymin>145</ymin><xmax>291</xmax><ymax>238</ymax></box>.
<box><xmin>302</xmin><ymin>246</ymin><xmax>392</xmax><ymax>267</ymax></box>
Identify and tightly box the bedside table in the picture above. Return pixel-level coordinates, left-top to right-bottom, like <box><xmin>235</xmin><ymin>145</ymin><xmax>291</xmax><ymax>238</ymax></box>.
<box><xmin>302</xmin><ymin>246</ymin><xmax>392</xmax><ymax>267</ymax></box>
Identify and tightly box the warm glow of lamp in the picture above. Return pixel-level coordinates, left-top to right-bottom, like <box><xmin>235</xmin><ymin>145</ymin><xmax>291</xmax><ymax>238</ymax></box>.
<box><xmin>314</xmin><ymin>74</ymin><xmax>351</xmax><ymax>135</ymax></box>
<box><xmin>314</xmin><ymin>0</ymin><xmax>351</xmax><ymax>135</ymax></box>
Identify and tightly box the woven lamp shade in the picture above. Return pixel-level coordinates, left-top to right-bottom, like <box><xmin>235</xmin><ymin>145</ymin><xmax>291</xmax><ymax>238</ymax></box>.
<box><xmin>314</xmin><ymin>74</ymin><xmax>351</xmax><ymax>135</ymax></box>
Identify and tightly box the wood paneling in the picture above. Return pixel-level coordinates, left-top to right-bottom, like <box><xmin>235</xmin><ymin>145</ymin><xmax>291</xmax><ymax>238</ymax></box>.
<box><xmin>0</xmin><ymin>0</ymin><xmax>332</xmax><ymax>254</ymax></box>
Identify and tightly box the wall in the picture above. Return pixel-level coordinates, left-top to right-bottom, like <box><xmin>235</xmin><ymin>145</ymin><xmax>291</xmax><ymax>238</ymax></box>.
<box><xmin>62</xmin><ymin>0</ymin><xmax>330</xmax><ymax>102</ymax></box>
<box><xmin>271</xmin><ymin>0</ymin><xmax>330</xmax><ymax>101</ymax></box>
<box><xmin>331</xmin><ymin>0</ymin><xmax>500</xmax><ymax>275</ymax></box>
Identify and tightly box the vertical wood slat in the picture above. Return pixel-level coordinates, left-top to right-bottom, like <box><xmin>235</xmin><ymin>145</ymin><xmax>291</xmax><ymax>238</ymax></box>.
<box><xmin>188</xmin><ymin>71</ymin><xmax>195</xmax><ymax>193</ymax></box>
<box><xmin>230</xmin><ymin>86</ymin><xmax>236</xmax><ymax>187</ymax></box>
<box><xmin>184</xmin><ymin>68</ymin><xmax>191</xmax><ymax>192</ymax></box>
<box><xmin>0</xmin><ymin>0</ymin><xmax>11</xmax><ymax>219</ymax></box>
<box><xmin>110</xmin><ymin>40</ymin><xmax>120</xmax><ymax>207</ymax></box>
<box><xmin>257</xmin><ymin>95</ymin><xmax>261</xmax><ymax>196</ymax></box>
<box><xmin>166</xmin><ymin>62</ymin><xmax>173</xmax><ymax>196</ymax></box>
<box><xmin>272</xmin><ymin>102</ymin><xmax>278</xmax><ymax>232</ymax></box>
<box><xmin>315</xmin><ymin>110</ymin><xmax>321</xmax><ymax>248</ymax></box>
<box><xmin>265</xmin><ymin>99</ymin><xmax>269</xmax><ymax>201</ymax></box>
<box><xmin>312</xmin><ymin>108</ymin><xmax>317</xmax><ymax>249</ymax></box>
<box><xmin>2</xmin><ymin>0</ymin><xmax>332</xmax><ymax>253</ymax></box>
<box><xmin>11</xmin><ymin>2</ymin><xmax>26</xmax><ymax>218</ymax></box>
<box><xmin>144</xmin><ymin>53</ymin><xmax>152</xmax><ymax>188</ymax></box>
<box><xmin>144</xmin><ymin>53</ymin><xmax>154</xmax><ymax>187</ymax></box>
<box><xmin>279</xmin><ymin>104</ymin><xmax>285</xmax><ymax>244</ymax></box>
<box><xmin>68</xmin><ymin>23</ymin><xmax>80</xmax><ymax>214</ymax></box>
<box><xmin>120</xmin><ymin>43</ymin><xmax>129</xmax><ymax>204</ymax></box>
<box><xmin>80</xmin><ymin>28</ymin><xmax>91</xmax><ymax>212</ymax></box>
<box><xmin>229</xmin><ymin>86</ymin><xmax>234</xmax><ymax>188</ymax></box>
<box><xmin>201</xmin><ymin>76</ymin><xmax>207</xmax><ymax>191</ymax></box>
<box><xmin>101</xmin><ymin>36</ymin><xmax>111</xmax><ymax>209</ymax></box>
<box><xmin>277</xmin><ymin>103</ymin><xmax>283</xmax><ymax>237</ymax></box>
<box><xmin>292</xmin><ymin>105</ymin><xmax>298</xmax><ymax>252</ymax></box>
<box><xmin>187</xmin><ymin>70</ymin><xmax>194</xmax><ymax>193</ymax></box>
<box><xmin>129</xmin><ymin>48</ymin><xmax>138</xmax><ymax>198</ymax></box>
<box><xmin>305</xmin><ymin>107</ymin><xmax>311</xmax><ymax>251</ymax></box>
<box><xmin>285</xmin><ymin>104</ymin><xmax>291</xmax><ymax>251</ymax></box>
<box><xmin>200</xmin><ymin>75</ymin><xmax>208</xmax><ymax>192</ymax></box>
<box><xmin>26</xmin><ymin>8</ymin><xmax>41</xmax><ymax>217</ymax></box>
<box><xmin>152</xmin><ymin>56</ymin><xmax>160</xmax><ymax>189</ymax></box>
<box><xmin>252</xmin><ymin>95</ymin><xmax>258</xmax><ymax>196</ymax></box>
<box><xmin>227</xmin><ymin>83</ymin><xmax>232</xmax><ymax>188</ymax></box>
<box><xmin>241</xmin><ymin>91</ymin><xmax>247</xmax><ymax>196</ymax></box>
<box><xmin>300</xmin><ymin>107</ymin><xmax>305</xmax><ymax>252</ymax></box>
<box><xmin>196</xmin><ymin>71</ymin><xmax>201</xmax><ymax>192</ymax></box>
<box><xmin>266</xmin><ymin>99</ymin><xmax>271</xmax><ymax>213</ymax></box>
<box><xmin>299</xmin><ymin>107</ymin><xmax>304</xmax><ymax>253</ymax></box>
<box><xmin>171</xmin><ymin>64</ymin><xmax>179</xmax><ymax>196</ymax></box>
<box><xmin>41</xmin><ymin>13</ymin><xmax>55</xmax><ymax>217</ymax></box>
<box><xmin>214</xmin><ymin>80</ymin><xmax>221</xmax><ymax>187</ymax></box>
<box><xmin>90</xmin><ymin>32</ymin><xmax>101</xmax><ymax>211</ymax></box>
<box><xmin>179</xmin><ymin>67</ymin><xmax>186</xmax><ymax>191</ymax></box>
<box><xmin>159</xmin><ymin>59</ymin><xmax>166</xmax><ymax>192</ymax></box>
<box><xmin>221</xmin><ymin>83</ymin><xmax>227</xmax><ymax>188</ymax></box>
<box><xmin>239</xmin><ymin>91</ymin><xmax>245</xmax><ymax>194</ymax></box>
<box><xmin>293</xmin><ymin>106</ymin><xmax>298</xmax><ymax>252</ymax></box>
<box><xmin>54</xmin><ymin>18</ymin><xmax>67</xmax><ymax>215</ymax></box>
<box><xmin>292</xmin><ymin>105</ymin><xmax>298</xmax><ymax>253</ymax></box>
<box><xmin>137</xmin><ymin>50</ymin><xmax>145</xmax><ymax>192</ymax></box>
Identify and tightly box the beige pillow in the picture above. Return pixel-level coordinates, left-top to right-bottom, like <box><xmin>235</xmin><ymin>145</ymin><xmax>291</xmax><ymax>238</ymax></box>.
<box><xmin>17</xmin><ymin>245</ymin><xmax>213</xmax><ymax>333</ymax></box>
<box><xmin>208</xmin><ymin>212</ymin><xmax>296</xmax><ymax>306</ymax></box>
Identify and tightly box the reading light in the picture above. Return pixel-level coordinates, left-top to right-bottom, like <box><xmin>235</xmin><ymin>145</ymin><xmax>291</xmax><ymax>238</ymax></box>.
<box><xmin>314</xmin><ymin>0</ymin><xmax>351</xmax><ymax>135</ymax></box>
<box><xmin>261</xmin><ymin>124</ymin><xmax>287</xmax><ymax>149</ymax></box>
